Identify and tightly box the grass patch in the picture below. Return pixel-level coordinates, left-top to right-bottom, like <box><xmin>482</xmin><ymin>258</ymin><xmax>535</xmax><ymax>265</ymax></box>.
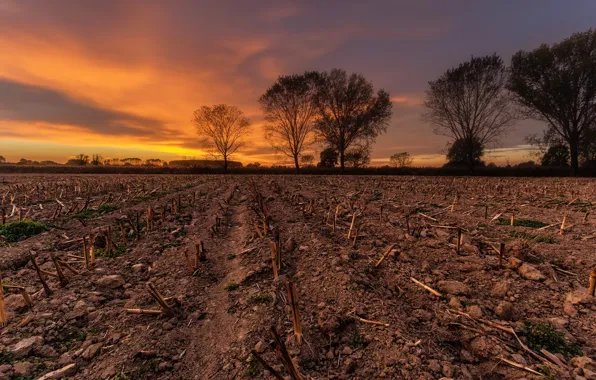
<box><xmin>224</xmin><ymin>282</ymin><xmax>239</xmax><ymax>291</ymax></box>
<box><xmin>0</xmin><ymin>350</ymin><xmax>12</xmax><ymax>365</ymax></box>
<box><xmin>497</xmin><ymin>218</ymin><xmax>548</xmax><ymax>228</ymax></box>
<box><xmin>95</xmin><ymin>246</ymin><xmax>127</xmax><ymax>258</ymax></box>
<box><xmin>0</xmin><ymin>220</ymin><xmax>49</xmax><ymax>242</ymax></box>
<box><xmin>247</xmin><ymin>293</ymin><xmax>273</xmax><ymax>305</ymax></box>
<box><xmin>243</xmin><ymin>355</ymin><xmax>259</xmax><ymax>377</ymax></box>
<box><xmin>509</xmin><ymin>231</ymin><xmax>558</xmax><ymax>244</ymax></box>
<box><xmin>520</xmin><ymin>322</ymin><xmax>582</xmax><ymax>358</ymax></box>
<box><xmin>74</xmin><ymin>208</ymin><xmax>94</xmax><ymax>219</ymax></box>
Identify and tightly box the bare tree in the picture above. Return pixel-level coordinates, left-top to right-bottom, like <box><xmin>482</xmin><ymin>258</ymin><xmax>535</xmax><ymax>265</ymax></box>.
<box><xmin>91</xmin><ymin>154</ymin><xmax>103</xmax><ymax>166</ymax></box>
<box><xmin>259</xmin><ymin>72</ymin><xmax>320</xmax><ymax>173</ymax></box>
<box><xmin>423</xmin><ymin>54</ymin><xmax>517</xmax><ymax>171</ymax></box>
<box><xmin>508</xmin><ymin>29</ymin><xmax>596</xmax><ymax>174</ymax></box>
<box><xmin>315</xmin><ymin>69</ymin><xmax>392</xmax><ymax>170</ymax></box>
<box><xmin>389</xmin><ymin>152</ymin><xmax>413</xmax><ymax>168</ymax></box>
<box><xmin>192</xmin><ymin>104</ymin><xmax>251</xmax><ymax>173</ymax></box>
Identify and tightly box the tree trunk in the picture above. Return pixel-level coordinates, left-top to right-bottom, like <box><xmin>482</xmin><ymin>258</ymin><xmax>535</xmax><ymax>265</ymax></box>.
<box><xmin>224</xmin><ymin>155</ymin><xmax>228</xmax><ymax>174</ymax></box>
<box><xmin>294</xmin><ymin>155</ymin><xmax>300</xmax><ymax>174</ymax></box>
<box><xmin>339</xmin><ymin>149</ymin><xmax>345</xmax><ymax>171</ymax></box>
<box><xmin>467</xmin><ymin>145</ymin><xmax>475</xmax><ymax>173</ymax></box>
<box><xmin>570</xmin><ymin>140</ymin><xmax>579</xmax><ymax>176</ymax></box>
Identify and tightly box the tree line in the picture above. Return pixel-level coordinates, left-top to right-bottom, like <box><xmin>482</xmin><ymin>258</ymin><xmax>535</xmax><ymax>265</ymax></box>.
<box><xmin>191</xmin><ymin>28</ymin><xmax>596</xmax><ymax>174</ymax></box>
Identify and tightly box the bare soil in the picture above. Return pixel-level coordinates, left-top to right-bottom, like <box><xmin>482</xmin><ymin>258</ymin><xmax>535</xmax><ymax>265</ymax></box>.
<box><xmin>0</xmin><ymin>174</ymin><xmax>595</xmax><ymax>379</ymax></box>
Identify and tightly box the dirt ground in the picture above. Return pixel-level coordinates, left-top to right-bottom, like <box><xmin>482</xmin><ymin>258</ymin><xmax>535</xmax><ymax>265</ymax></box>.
<box><xmin>0</xmin><ymin>174</ymin><xmax>595</xmax><ymax>380</ymax></box>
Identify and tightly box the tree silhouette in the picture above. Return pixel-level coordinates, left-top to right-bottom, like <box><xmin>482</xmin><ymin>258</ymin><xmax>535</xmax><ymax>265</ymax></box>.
<box><xmin>389</xmin><ymin>152</ymin><xmax>413</xmax><ymax>168</ymax></box>
<box><xmin>445</xmin><ymin>138</ymin><xmax>484</xmax><ymax>168</ymax></box>
<box><xmin>314</xmin><ymin>69</ymin><xmax>392</xmax><ymax>170</ymax></box>
<box><xmin>192</xmin><ymin>104</ymin><xmax>251</xmax><ymax>173</ymax></box>
<box><xmin>424</xmin><ymin>54</ymin><xmax>516</xmax><ymax>171</ymax></box>
<box><xmin>91</xmin><ymin>154</ymin><xmax>103</xmax><ymax>166</ymax></box>
<box><xmin>541</xmin><ymin>144</ymin><xmax>570</xmax><ymax>167</ymax></box>
<box><xmin>318</xmin><ymin>148</ymin><xmax>338</xmax><ymax>168</ymax></box>
<box><xmin>344</xmin><ymin>142</ymin><xmax>371</xmax><ymax>168</ymax></box>
<box><xmin>509</xmin><ymin>29</ymin><xmax>596</xmax><ymax>174</ymax></box>
<box><xmin>260</xmin><ymin>72</ymin><xmax>320</xmax><ymax>173</ymax></box>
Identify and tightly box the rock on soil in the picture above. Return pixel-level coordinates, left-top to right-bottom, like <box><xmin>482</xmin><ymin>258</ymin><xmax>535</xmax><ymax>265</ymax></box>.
<box><xmin>95</xmin><ymin>274</ymin><xmax>125</xmax><ymax>288</ymax></box>
<box><xmin>437</xmin><ymin>280</ymin><xmax>470</xmax><ymax>296</ymax></box>
<box><xmin>10</xmin><ymin>335</ymin><xmax>43</xmax><ymax>358</ymax></box>
<box><xmin>518</xmin><ymin>263</ymin><xmax>546</xmax><ymax>281</ymax></box>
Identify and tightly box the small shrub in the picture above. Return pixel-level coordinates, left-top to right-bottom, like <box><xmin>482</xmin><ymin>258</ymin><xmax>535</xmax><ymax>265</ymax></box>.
<box><xmin>0</xmin><ymin>220</ymin><xmax>49</xmax><ymax>242</ymax></box>
<box><xmin>520</xmin><ymin>322</ymin><xmax>582</xmax><ymax>358</ymax></box>
<box><xmin>224</xmin><ymin>282</ymin><xmax>238</xmax><ymax>291</ymax></box>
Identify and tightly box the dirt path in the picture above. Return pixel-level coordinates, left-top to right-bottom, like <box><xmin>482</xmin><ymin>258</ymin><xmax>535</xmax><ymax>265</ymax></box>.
<box><xmin>181</xmin><ymin>186</ymin><xmax>253</xmax><ymax>379</ymax></box>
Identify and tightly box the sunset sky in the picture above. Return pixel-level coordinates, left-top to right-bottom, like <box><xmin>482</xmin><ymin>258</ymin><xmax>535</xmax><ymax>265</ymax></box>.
<box><xmin>1</xmin><ymin>1</ymin><xmax>595</xmax><ymax>166</ymax></box>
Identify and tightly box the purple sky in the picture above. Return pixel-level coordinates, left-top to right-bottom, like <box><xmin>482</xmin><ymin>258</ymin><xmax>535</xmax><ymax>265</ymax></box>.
<box><xmin>0</xmin><ymin>0</ymin><xmax>595</xmax><ymax>165</ymax></box>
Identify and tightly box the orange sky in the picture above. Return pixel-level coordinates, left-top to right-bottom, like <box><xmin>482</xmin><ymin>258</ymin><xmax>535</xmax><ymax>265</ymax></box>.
<box><xmin>1</xmin><ymin>1</ymin><xmax>593</xmax><ymax>166</ymax></box>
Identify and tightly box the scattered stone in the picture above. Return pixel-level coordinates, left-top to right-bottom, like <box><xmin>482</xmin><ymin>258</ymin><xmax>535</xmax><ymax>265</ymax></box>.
<box><xmin>518</xmin><ymin>263</ymin><xmax>545</xmax><ymax>281</ymax></box>
<box><xmin>467</xmin><ymin>305</ymin><xmax>482</xmax><ymax>319</ymax></box>
<box><xmin>254</xmin><ymin>340</ymin><xmax>265</xmax><ymax>354</ymax></box>
<box><xmin>12</xmin><ymin>362</ymin><xmax>33</xmax><ymax>376</ymax></box>
<box><xmin>448</xmin><ymin>297</ymin><xmax>462</xmax><ymax>309</ymax></box>
<box><xmin>284</xmin><ymin>238</ymin><xmax>296</xmax><ymax>252</ymax></box>
<box><xmin>438</xmin><ymin>280</ymin><xmax>470</xmax><ymax>296</ymax></box>
<box><xmin>566</xmin><ymin>290</ymin><xmax>594</xmax><ymax>305</ymax></box>
<box><xmin>342</xmin><ymin>346</ymin><xmax>353</xmax><ymax>355</ymax></box>
<box><xmin>564</xmin><ymin>301</ymin><xmax>578</xmax><ymax>317</ymax></box>
<box><xmin>132</xmin><ymin>264</ymin><xmax>145</xmax><ymax>273</ymax></box>
<box><xmin>4</xmin><ymin>294</ymin><xmax>28</xmax><ymax>311</ymax></box>
<box><xmin>469</xmin><ymin>336</ymin><xmax>491</xmax><ymax>359</ymax></box>
<box><xmin>428</xmin><ymin>359</ymin><xmax>441</xmax><ymax>372</ymax></box>
<box><xmin>82</xmin><ymin>343</ymin><xmax>103</xmax><ymax>360</ymax></box>
<box><xmin>158</xmin><ymin>361</ymin><xmax>172</xmax><ymax>372</ymax></box>
<box><xmin>495</xmin><ymin>301</ymin><xmax>514</xmax><ymax>320</ymax></box>
<box><xmin>38</xmin><ymin>344</ymin><xmax>58</xmax><ymax>358</ymax></box>
<box><xmin>96</xmin><ymin>275</ymin><xmax>126</xmax><ymax>289</ymax></box>
<box><xmin>490</xmin><ymin>281</ymin><xmax>510</xmax><ymax>298</ymax></box>
<box><xmin>10</xmin><ymin>335</ymin><xmax>43</xmax><ymax>358</ymax></box>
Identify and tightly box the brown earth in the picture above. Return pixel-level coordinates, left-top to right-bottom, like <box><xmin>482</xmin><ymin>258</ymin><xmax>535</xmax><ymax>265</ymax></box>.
<box><xmin>0</xmin><ymin>174</ymin><xmax>595</xmax><ymax>379</ymax></box>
